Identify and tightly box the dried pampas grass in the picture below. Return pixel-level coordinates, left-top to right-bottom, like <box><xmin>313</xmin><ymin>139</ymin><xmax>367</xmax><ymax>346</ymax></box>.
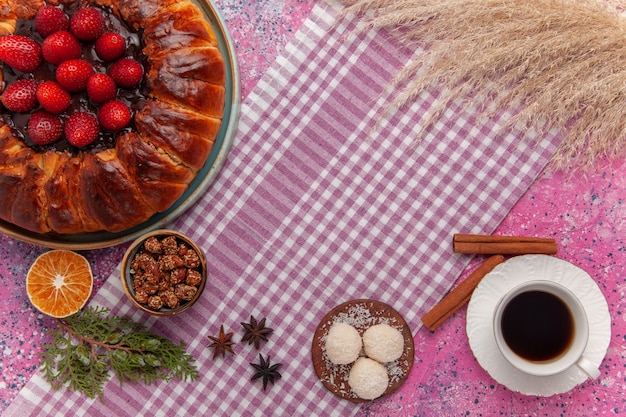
<box><xmin>340</xmin><ymin>0</ymin><xmax>626</xmax><ymax>169</ymax></box>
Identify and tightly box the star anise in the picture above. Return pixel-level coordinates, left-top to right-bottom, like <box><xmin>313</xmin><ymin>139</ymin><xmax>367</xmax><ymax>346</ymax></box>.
<box><xmin>241</xmin><ymin>315</ymin><xmax>273</xmax><ymax>349</ymax></box>
<box><xmin>207</xmin><ymin>325</ymin><xmax>235</xmax><ymax>360</ymax></box>
<box><xmin>250</xmin><ymin>353</ymin><xmax>282</xmax><ymax>391</ymax></box>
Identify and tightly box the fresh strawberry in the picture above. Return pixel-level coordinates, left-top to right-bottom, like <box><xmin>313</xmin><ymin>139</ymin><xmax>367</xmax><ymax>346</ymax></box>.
<box><xmin>27</xmin><ymin>110</ymin><xmax>63</xmax><ymax>145</ymax></box>
<box><xmin>42</xmin><ymin>31</ymin><xmax>81</xmax><ymax>65</ymax></box>
<box><xmin>108</xmin><ymin>58</ymin><xmax>143</xmax><ymax>88</ymax></box>
<box><xmin>98</xmin><ymin>100</ymin><xmax>131</xmax><ymax>131</ymax></box>
<box><xmin>69</xmin><ymin>8</ymin><xmax>105</xmax><ymax>42</ymax></box>
<box><xmin>36</xmin><ymin>81</ymin><xmax>71</xmax><ymax>114</ymax></box>
<box><xmin>86</xmin><ymin>73</ymin><xmax>117</xmax><ymax>103</ymax></box>
<box><xmin>56</xmin><ymin>59</ymin><xmax>94</xmax><ymax>92</ymax></box>
<box><xmin>94</xmin><ymin>32</ymin><xmax>126</xmax><ymax>62</ymax></box>
<box><xmin>0</xmin><ymin>35</ymin><xmax>42</xmax><ymax>72</ymax></box>
<box><xmin>65</xmin><ymin>112</ymin><xmax>99</xmax><ymax>147</ymax></box>
<box><xmin>35</xmin><ymin>6</ymin><xmax>69</xmax><ymax>37</ymax></box>
<box><xmin>1</xmin><ymin>79</ymin><xmax>38</xmax><ymax>112</ymax></box>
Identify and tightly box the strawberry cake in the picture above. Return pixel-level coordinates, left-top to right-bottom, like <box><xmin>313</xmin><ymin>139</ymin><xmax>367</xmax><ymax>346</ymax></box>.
<box><xmin>0</xmin><ymin>0</ymin><xmax>225</xmax><ymax>235</ymax></box>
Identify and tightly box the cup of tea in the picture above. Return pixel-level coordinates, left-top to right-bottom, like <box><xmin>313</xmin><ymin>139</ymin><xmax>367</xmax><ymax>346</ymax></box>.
<box><xmin>493</xmin><ymin>280</ymin><xmax>600</xmax><ymax>378</ymax></box>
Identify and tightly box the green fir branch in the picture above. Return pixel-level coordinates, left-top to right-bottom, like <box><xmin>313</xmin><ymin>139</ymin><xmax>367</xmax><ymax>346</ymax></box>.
<box><xmin>40</xmin><ymin>306</ymin><xmax>199</xmax><ymax>401</ymax></box>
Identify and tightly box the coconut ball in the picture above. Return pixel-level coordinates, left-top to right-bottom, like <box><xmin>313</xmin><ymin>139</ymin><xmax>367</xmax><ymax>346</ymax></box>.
<box><xmin>362</xmin><ymin>323</ymin><xmax>404</xmax><ymax>363</ymax></box>
<box><xmin>325</xmin><ymin>322</ymin><xmax>362</xmax><ymax>365</ymax></box>
<box><xmin>348</xmin><ymin>357</ymin><xmax>389</xmax><ymax>400</ymax></box>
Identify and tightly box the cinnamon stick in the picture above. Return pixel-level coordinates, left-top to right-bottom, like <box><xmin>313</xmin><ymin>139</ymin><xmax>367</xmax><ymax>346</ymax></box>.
<box><xmin>422</xmin><ymin>255</ymin><xmax>505</xmax><ymax>331</ymax></box>
<box><xmin>452</xmin><ymin>234</ymin><xmax>557</xmax><ymax>255</ymax></box>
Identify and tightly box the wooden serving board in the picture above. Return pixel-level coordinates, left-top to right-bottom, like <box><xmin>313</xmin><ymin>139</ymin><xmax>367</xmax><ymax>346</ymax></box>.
<box><xmin>311</xmin><ymin>299</ymin><xmax>414</xmax><ymax>402</ymax></box>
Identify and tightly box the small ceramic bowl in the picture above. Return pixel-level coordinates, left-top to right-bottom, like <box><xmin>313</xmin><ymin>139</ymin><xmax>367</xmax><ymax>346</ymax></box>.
<box><xmin>121</xmin><ymin>229</ymin><xmax>207</xmax><ymax>316</ymax></box>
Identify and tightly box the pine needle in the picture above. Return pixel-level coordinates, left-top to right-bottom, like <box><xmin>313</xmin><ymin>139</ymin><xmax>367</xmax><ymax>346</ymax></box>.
<box><xmin>340</xmin><ymin>0</ymin><xmax>626</xmax><ymax>169</ymax></box>
<box><xmin>40</xmin><ymin>307</ymin><xmax>198</xmax><ymax>401</ymax></box>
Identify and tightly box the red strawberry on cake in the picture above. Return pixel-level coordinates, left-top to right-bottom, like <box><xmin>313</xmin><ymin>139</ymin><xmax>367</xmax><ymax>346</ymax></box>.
<box><xmin>1</xmin><ymin>79</ymin><xmax>38</xmax><ymax>113</ymax></box>
<box><xmin>28</xmin><ymin>111</ymin><xmax>63</xmax><ymax>145</ymax></box>
<box><xmin>34</xmin><ymin>6</ymin><xmax>69</xmax><ymax>37</ymax></box>
<box><xmin>41</xmin><ymin>31</ymin><xmax>81</xmax><ymax>65</ymax></box>
<box><xmin>108</xmin><ymin>58</ymin><xmax>143</xmax><ymax>88</ymax></box>
<box><xmin>95</xmin><ymin>32</ymin><xmax>126</xmax><ymax>62</ymax></box>
<box><xmin>65</xmin><ymin>112</ymin><xmax>99</xmax><ymax>147</ymax></box>
<box><xmin>36</xmin><ymin>81</ymin><xmax>71</xmax><ymax>114</ymax></box>
<box><xmin>56</xmin><ymin>59</ymin><xmax>94</xmax><ymax>92</ymax></box>
<box><xmin>98</xmin><ymin>100</ymin><xmax>131</xmax><ymax>131</ymax></box>
<box><xmin>69</xmin><ymin>7</ymin><xmax>105</xmax><ymax>41</ymax></box>
<box><xmin>0</xmin><ymin>35</ymin><xmax>42</xmax><ymax>72</ymax></box>
<box><xmin>86</xmin><ymin>73</ymin><xmax>117</xmax><ymax>103</ymax></box>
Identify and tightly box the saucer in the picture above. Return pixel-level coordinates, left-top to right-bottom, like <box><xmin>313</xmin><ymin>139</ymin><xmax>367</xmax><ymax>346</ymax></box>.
<box><xmin>466</xmin><ymin>254</ymin><xmax>611</xmax><ymax>396</ymax></box>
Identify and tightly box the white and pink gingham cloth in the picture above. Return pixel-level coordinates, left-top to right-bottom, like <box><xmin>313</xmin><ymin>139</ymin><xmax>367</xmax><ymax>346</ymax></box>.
<box><xmin>6</xmin><ymin>1</ymin><xmax>562</xmax><ymax>415</ymax></box>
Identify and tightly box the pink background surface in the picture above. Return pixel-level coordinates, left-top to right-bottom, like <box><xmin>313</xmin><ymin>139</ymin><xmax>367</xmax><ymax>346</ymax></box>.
<box><xmin>1</xmin><ymin>0</ymin><xmax>625</xmax><ymax>415</ymax></box>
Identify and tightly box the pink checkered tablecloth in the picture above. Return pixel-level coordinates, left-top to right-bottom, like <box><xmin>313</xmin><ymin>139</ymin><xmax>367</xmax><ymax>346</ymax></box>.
<box><xmin>6</xmin><ymin>1</ymin><xmax>563</xmax><ymax>415</ymax></box>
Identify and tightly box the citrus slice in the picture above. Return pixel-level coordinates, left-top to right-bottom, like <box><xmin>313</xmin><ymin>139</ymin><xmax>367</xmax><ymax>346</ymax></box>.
<box><xmin>26</xmin><ymin>250</ymin><xmax>93</xmax><ymax>318</ymax></box>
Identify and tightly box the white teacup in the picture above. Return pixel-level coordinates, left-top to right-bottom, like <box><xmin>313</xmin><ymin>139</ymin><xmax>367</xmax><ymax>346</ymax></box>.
<box><xmin>493</xmin><ymin>280</ymin><xmax>600</xmax><ymax>379</ymax></box>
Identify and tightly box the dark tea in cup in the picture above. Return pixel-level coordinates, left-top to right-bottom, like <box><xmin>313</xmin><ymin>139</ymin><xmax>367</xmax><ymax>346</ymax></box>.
<box><xmin>493</xmin><ymin>280</ymin><xmax>599</xmax><ymax>378</ymax></box>
<box><xmin>500</xmin><ymin>290</ymin><xmax>573</xmax><ymax>361</ymax></box>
